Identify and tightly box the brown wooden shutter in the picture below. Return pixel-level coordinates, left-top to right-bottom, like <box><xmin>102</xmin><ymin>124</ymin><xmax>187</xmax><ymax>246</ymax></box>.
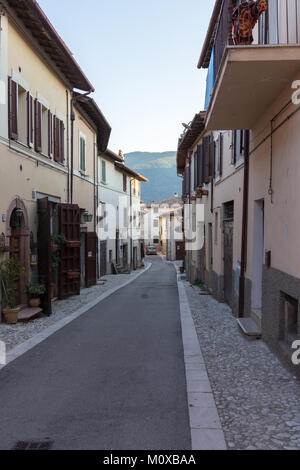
<box><xmin>231</xmin><ymin>131</ymin><xmax>236</xmax><ymax>164</ymax></box>
<box><xmin>48</xmin><ymin>111</ymin><xmax>53</xmax><ymax>157</ymax></box>
<box><xmin>123</xmin><ymin>174</ymin><xmax>127</xmax><ymax>192</ymax></box>
<box><xmin>60</xmin><ymin>120</ymin><xmax>65</xmax><ymax>163</ymax></box>
<box><xmin>219</xmin><ymin>134</ymin><xmax>223</xmax><ymax>177</ymax></box>
<box><xmin>34</xmin><ymin>99</ymin><xmax>42</xmax><ymax>152</ymax></box>
<box><xmin>194</xmin><ymin>151</ymin><xmax>198</xmax><ymax>190</ymax></box>
<box><xmin>209</xmin><ymin>140</ymin><xmax>216</xmax><ymax>179</ymax></box>
<box><xmin>197</xmin><ymin>144</ymin><xmax>203</xmax><ymax>186</ymax></box>
<box><xmin>27</xmin><ymin>92</ymin><xmax>33</xmax><ymax>147</ymax></box>
<box><xmin>8</xmin><ymin>78</ymin><xmax>18</xmax><ymax>140</ymax></box>
<box><xmin>85</xmin><ymin>232</ymin><xmax>98</xmax><ymax>287</ymax></box>
<box><xmin>37</xmin><ymin>198</ymin><xmax>52</xmax><ymax>315</ymax></box>
<box><xmin>203</xmin><ymin>136</ymin><xmax>210</xmax><ymax>184</ymax></box>
<box><xmin>58</xmin><ymin>203</ymin><xmax>81</xmax><ymax>299</ymax></box>
<box><xmin>53</xmin><ymin>116</ymin><xmax>60</xmax><ymax>162</ymax></box>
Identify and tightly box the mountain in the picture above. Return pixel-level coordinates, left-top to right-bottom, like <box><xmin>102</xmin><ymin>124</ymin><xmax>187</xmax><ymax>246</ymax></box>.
<box><xmin>124</xmin><ymin>151</ymin><xmax>181</xmax><ymax>203</ymax></box>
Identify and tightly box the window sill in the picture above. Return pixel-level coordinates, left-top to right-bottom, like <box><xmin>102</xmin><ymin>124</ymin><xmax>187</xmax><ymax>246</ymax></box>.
<box><xmin>235</xmin><ymin>159</ymin><xmax>244</xmax><ymax>170</ymax></box>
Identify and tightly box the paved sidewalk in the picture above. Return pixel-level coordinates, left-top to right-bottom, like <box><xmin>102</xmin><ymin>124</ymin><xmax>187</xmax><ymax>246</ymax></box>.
<box><xmin>0</xmin><ymin>266</ymin><xmax>149</xmax><ymax>352</ymax></box>
<box><xmin>184</xmin><ymin>281</ymin><xmax>300</xmax><ymax>450</ymax></box>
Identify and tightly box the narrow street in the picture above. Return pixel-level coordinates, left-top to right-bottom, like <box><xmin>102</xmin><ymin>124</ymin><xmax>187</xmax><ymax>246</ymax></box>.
<box><xmin>0</xmin><ymin>259</ymin><xmax>191</xmax><ymax>450</ymax></box>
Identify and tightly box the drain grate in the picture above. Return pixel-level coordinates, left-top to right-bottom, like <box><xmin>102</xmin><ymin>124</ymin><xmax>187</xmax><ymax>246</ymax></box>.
<box><xmin>13</xmin><ymin>441</ymin><xmax>53</xmax><ymax>450</ymax></box>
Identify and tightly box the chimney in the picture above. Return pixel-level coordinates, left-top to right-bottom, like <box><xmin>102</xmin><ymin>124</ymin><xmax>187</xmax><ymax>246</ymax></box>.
<box><xmin>119</xmin><ymin>149</ymin><xmax>125</xmax><ymax>162</ymax></box>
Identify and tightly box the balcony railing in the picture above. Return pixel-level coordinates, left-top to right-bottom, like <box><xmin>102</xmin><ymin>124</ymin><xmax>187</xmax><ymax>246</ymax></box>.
<box><xmin>213</xmin><ymin>0</ymin><xmax>300</xmax><ymax>84</ymax></box>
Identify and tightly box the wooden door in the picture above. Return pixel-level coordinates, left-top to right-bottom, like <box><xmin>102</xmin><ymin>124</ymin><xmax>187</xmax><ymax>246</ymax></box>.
<box><xmin>86</xmin><ymin>232</ymin><xmax>98</xmax><ymax>287</ymax></box>
<box><xmin>224</xmin><ymin>220</ymin><xmax>233</xmax><ymax>307</ymax></box>
<box><xmin>100</xmin><ymin>240</ymin><xmax>107</xmax><ymax>278</ymax></box>
<box><xmin>37</xmin><ymin>198</ymin><xmax>52</xmax><ymax>315</ymax></box>
<box><xmin>58</xmin><ymin>204</ymin><xmax>81</xmax><ymax>299</ymax></box>
<box><xmin>176</xmin><ymin>241</ymin><xmax>185</xmax><ymax>261</ymax></box>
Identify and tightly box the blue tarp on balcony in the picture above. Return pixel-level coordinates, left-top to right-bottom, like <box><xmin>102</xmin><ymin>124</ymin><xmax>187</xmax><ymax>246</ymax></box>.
<box><xmin>204</xmin><ymin>47</ymin><xmax>215</xmax><ymax>111</ymax></box>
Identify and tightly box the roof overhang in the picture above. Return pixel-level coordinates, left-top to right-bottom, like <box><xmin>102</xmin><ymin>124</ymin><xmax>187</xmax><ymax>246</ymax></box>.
<box><xmin>177</xmin><ymin>112</ymin><xmax>206</xmax><ymax>174</ymax></box>
<box><xmin>197</xmin><ymin>0</ymin><xmax>222</xmax><ymax>69</ymax></box>
<box><xmin>206</xmin><ymin>45</ymin><xmax>300</xmax><ymax>130</ymax></box>
<box><xmin>74</xmin><ymin>93</ymin><xmax>111</xmax><ymax>153</ymax></box>
<box><xmin>8</xmin><ymin>0</ymin><xmax>94</xmax><ymax>92</ymax></box>
<box><xmin>114</xmin><ymin>162</ymin><xmax>148</xmax><ymax>183</ymax></box>
<box><xmin>103</xmin><ymin>149</ymin><xmax>124</xmax><ymax>163</ymax></box>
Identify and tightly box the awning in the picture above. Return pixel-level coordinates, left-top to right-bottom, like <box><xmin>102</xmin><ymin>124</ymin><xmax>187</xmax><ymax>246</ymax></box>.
<box><xmin>206</xmin><ymin>45</ymin><xmax>300</xmax><ymax>130</ymax></box>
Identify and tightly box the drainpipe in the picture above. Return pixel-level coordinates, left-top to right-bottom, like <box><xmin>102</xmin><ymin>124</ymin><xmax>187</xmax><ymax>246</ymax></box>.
<box><xmin>130</xmin><ymin>178</ymin><xmax>134</xmax><ymax>272</ymax></box>
<box><xmin>70</xmin><ymin>100</ymin><xmax>75</xmax><ymax>204</ymax></box>
<box><xmin>238</xmin><ymin>129</ymin><xmax>250</xmax><ymax>318</ymax></box>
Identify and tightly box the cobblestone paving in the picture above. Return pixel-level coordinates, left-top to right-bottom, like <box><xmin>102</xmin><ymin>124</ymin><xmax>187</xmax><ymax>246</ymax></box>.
<box><xmin>0</xmin><ymin>267</ymin><xmax>148</xmax><ymax>352</ymax></box>
<box><xmin>185</xmin><ymin>281</ymin><xmax>300</xmax><ymax>450</ymax></box>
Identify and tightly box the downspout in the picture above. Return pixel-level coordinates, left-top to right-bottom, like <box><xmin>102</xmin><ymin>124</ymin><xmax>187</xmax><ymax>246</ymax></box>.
<box><xmin>130</xmin><ymin>178</ymin><xmax>133</xmax><ymax>272</ymax></box>
<box><xmin>238</xmin><ymin>129</ymin><xmax>250</xmax><ymax>318</ymax></box>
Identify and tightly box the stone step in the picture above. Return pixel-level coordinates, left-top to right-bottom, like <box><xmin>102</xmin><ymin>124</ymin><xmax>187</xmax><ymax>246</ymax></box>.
<box><xmin>237</xmin><ymin>317</ymin><xmax>262</xmax><ymax>338</ymax></box>
<box><xmin>18</xmin><ymin>307</ymin><xmax>43</xmax><ymax>322</ymax></box>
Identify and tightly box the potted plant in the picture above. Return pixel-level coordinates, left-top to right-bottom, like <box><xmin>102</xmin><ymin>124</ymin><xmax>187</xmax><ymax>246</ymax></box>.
<box><xmin>0</xmin><ymin>258</ymin><xmax>26</xmax><ymax>324</ymax></box>
<box><xmin>26</xmin><ymin>282</ymin><xmax>46</xmax><ymax>308</ymax></box>
<box><xmin>51</xmin><ymin>234</ymin><xmax>67</xmax><ymax>298</ymax></box>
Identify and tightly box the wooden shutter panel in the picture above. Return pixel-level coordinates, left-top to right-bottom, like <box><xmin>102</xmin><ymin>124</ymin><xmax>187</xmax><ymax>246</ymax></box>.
<box><xmin>209</xmin><ymin>140</ymin><xmax>216</xmax><ymax>179</ymax></box>
<box><xmin>203</xmin><ymin>136</ymin><xmax>210</xmax><ymax>184</ymax></box>
<box><xmin>219</xmin><ymin>134</ymin><xmax>223</xmax><ymax>177</ymax></box>
<box><xmin>8</xmin><ymin>78</ymin><xmax>18</xmax><ymax>140</ymax></box>
<box><xmin>54</xmin><ymin>116</ymin><xmax>60</xmax><ymax>162</ymax></box>
<box><xmin>34</xmin><ymin>100</ymin><xmax>42</xmax><ymax>152</ymax></box>
<box><xmin>48</xmin><ymin>111</ymin><xmax>53</xmax><ymax>157</ymax></box>
<box><xmin>231</xmin><ymin>131</ymin><xmax>236</xmax><ymax>164</ymax></box>
<box><xmin>194</xmin><ymin>152</ymin><xmax>198</xmax><ymax>190</ymax></box>
<box><xmin>27</xmin><ymin>92</ymin><xmax>33</xmax><ymax>147</ymax></box>
<box><xmin>197</xmin><ymin>144</ymin><xmax>203</xmax><ymax>186</ymax></box>
<box><xmin>60</xmin><ymin>120</ymin><xmax>65</xmax><ymax>163</ymax></box>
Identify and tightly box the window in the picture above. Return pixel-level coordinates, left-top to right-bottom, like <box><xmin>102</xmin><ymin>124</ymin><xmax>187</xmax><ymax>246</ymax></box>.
<box><xmin>123</xmin><ymin>174</ymin><xmax>127</xmax><ymax>192</ymax></box>
<box><xmin>53</xmin><ymin>117</ymin><xmax>65</xmax><ymax>163</ymax></box>
<box><xmin>282</xmin><ymin>293</ymin><xmax>299</xmax><ymax>344</ymax></box>
<box><xmin>232</xmin><ymin>130</ymin><xmax>244</xmax><ymax>166</ymax></box>
<box><xmin>215</xmin><ymin>134</ymin><xmax>223</xmax><ymax>179</ymax></box>
<box><xmin>102</xmin><ymin>160</ymin><xmax>107</xmax><ymax>183</ymax></box>
<box><xmin>79</xmin><ymin>134</ymin><xmax>86</xmax><ymax>173</ymax></box>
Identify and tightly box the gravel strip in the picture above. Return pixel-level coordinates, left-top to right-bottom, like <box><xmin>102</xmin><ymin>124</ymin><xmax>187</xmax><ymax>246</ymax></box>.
<box><xmin>184</xmin><ymin>281</ymin><xmax>300</xmax><ymax>450</ymax></box>
<box><xmin>0</xmin><ymin>267</ymin><xmax>147</xmax><ymax>352</ymax></box>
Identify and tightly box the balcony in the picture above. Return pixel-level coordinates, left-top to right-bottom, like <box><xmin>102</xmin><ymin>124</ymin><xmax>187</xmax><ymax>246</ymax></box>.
<box><xmin>201</xmin><ymin>0</ymin><xmax>300</xmax><ymax>130</ymax></box>
<box><xmin>206</xmin><ymin>44</ymin><xmax>300</xmax><ymax>130</ymax></box>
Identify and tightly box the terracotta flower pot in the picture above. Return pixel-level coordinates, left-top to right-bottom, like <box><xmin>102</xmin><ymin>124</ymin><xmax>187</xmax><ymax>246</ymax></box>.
<box><xmin>29</xmin><ymin>298</ymin><xmax>41</xmax><ymax>308</ymax></box>
<box><xmin>2</xmin><ymin>307</ymin><xmax>20</xmax><ymax>324</ymax></box>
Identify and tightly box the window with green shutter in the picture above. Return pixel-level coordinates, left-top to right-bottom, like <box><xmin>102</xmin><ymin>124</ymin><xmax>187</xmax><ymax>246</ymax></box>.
<box><xmin>80</xmin><ymin>136</ymin><xmax>86</xmax><ymax>173</ymax></box>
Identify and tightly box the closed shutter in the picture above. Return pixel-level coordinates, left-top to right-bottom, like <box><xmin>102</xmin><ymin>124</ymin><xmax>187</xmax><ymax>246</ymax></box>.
<box><xmin>209</xmin><ymin>140</ymin><xmax>216</xmax><ymax>179</ymax></box>
<box><xmin>203</xmin><ymin>136</ymin><xmax>210</xmax><ymax>184</ymax></box>
<box><xmin>37</xmin><ymin>198</ymin><xmax>52</xmax><ymax>315</ymax></box>
<box><xmin>34</xmin><ymin>100</ymin><xmax>42</xmax><ymax>152</ymax></box>
<box><xmin>58</xmin><ymin>203</ymin><xmax>81</xmax><ymax>299</ymax></box>
<box><xmin>194</xmin><ymin>151</ymin><xmax>198</xmax><ymax>190</ymax></box>
<box><xmin>8</xmin><ymin>78</ymin><xmax>18</xmax><ymax>141</ymax></box>
<box><xmin>27</xmin><ymin>92</ymin><xmax>33</xmax><ymax>147</ymax></box>
<box><xmin>85</xmin><ymin>232</ymin><xmax>98</xmax><ymax>287</ymax></box>
<box><xmin>54</xmin><ymin>116</ymin><xmax>60</xmax><ymax>162</ymax></box>
<box><xmin>231</xmin><ymin>131</ymin><xmax>236</xmax><ymax>164</ymax></box>
<box><xmin>60</xmin><ymin>120</ymin><xmax>65</xmax><ymax>163</ymax></box>
<box><xmin>197</xmin><ymin>144</ymin><xmax>203</xmax><ymax>186</ymax></box>
<box><xmin>219</xmin><ymin>134</ymin><xmax>223</xmax><ymax>176</ymax></box>
<box><xmin>48</xmin><ymin>111</ymin><xmax>53</xmax><ymax>157</ymax></box>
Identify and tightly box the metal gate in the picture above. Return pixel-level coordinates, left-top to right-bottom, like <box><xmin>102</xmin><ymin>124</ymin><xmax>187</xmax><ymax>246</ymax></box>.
<box><xmin>224</xmin><ymin>220</ymin><xmax>233</xmax><ymax>307</ymax></box>
<box><xmin>100</xmin><ymin>240</ymin><xmax>107</xmax><ymax>278</ymax></box>
<box><xmin>58</xmin><ymin>204</ymin><xmax>81</xmax><ymax>299</ymax></box>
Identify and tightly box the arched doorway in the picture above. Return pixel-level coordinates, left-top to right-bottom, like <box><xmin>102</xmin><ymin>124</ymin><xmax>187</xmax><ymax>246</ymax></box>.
<box><xmin>6</xmin><ymin>199</ymin><xmax>30</xmax><ymax>305</ymax></box>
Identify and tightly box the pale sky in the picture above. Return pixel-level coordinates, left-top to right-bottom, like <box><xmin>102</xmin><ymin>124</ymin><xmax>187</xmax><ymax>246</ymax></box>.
<box><xmin>38</xmin><ymin>0</ymin><xmax>214</xmax><ymax>154</ymax></box>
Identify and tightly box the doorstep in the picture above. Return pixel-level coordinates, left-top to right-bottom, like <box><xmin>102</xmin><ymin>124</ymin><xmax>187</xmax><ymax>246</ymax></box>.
<box><xmin>18</xmin><ymin>306</ymin><xmax>43</xmax><ymax>323</ymax></box>
<box><xmin>237</xmin><ymin>317</ymin><xmax>262</xmax><ymax>338</ymax></box>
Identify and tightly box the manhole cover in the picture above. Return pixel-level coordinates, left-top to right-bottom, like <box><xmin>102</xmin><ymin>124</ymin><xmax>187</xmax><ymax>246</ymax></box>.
<box><xmin>13</xmin><ymin>441</ymin><xmax>53</xmax><ymax>450</ymax></box>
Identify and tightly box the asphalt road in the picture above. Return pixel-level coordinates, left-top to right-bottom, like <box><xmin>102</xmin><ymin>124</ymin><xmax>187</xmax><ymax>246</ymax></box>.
<box><xmin>0</xmin><ymin>258</ymin><xmax>191</xmax><ymax>450</ymax></box>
